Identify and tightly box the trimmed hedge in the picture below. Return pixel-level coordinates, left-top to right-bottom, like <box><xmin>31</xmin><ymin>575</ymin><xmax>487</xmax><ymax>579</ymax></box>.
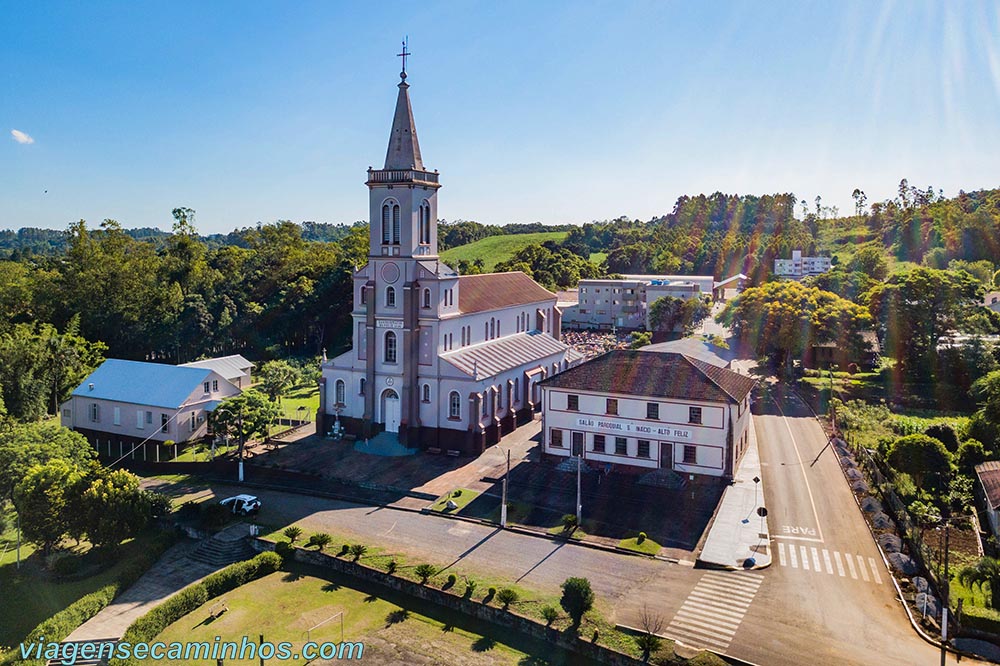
<box><xmin>960</xmin><ymin>605</ymin><xmax>1000</xmax><ymax>636</ymax></box>
<box><xmin>3</xmin><ymin>530</ymin><xmax>177</xmax><ymax>666</ymax></box>
<box><xmin>110</xmin><ymin>551</ymin><xmax>283</xmax><ymax>666</ymax></box>
<box><xmin>202</xmin><ymin>551</ymin><xmax>282</xmax><ymax>598</ymax></box>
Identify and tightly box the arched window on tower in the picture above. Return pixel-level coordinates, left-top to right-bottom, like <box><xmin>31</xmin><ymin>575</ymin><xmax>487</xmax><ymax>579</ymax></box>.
<box><xmin>335</xmin><ymin>379</ymin><xmax>345</xmax><ymax>406</ymax></box>
<box><xmin>392</xmin><ymin>204</ymin><xmax>400</xmax><ymax>244</ymax></box>
<box><xmin>384</xmin><ymin>331</ymin><xmax>397</xmax><ymax>363</ymax></box>
<box><xmin>422</xmin><ymin>288</ymin><xmax>431</xmax><ymax>308</ymax></box>
<box><xmin>381</xmin><ymin>202</ymin><xmax>392</xmax><ymax>244</ymax></box>
<box><xmin>422</xmin><ymin>384</ymin><xmax>430</xmax><ymax>402</ymax></box>
<box><xmin>360</xmin><ymin>286</ymin><xmax>367</xmax><ymax>306</ymax></box>
<box><xmin>359</xmin><ymin>378</ymin><xmax>366</xmax><ymax>396</ymax></box>
<box><xmin>419</xmin><ymin>201</ymin><xmax>431</xmax><ymax>245</ymax></box>
<box><xmin>386</xmin><ymin>286</ymin><xmax>396</xmax><ymax>308</ymax></box>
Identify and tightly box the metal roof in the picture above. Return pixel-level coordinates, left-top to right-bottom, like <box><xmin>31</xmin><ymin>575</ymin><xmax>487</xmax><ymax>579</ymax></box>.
<box><xmin>641</xmin><ymin>337</ymin><xmax>736</xmax><ymax>368</ymax></box>
<box><xmin>976</xmin><ymin>461</ymin><xmax>1000</xmax><ymax>510</ymax></box>
<box><xmin>71</xmin><ymin>359</ymin><xmax>213</xmax><ymax>409</ymax></box>
<box><xmin>441</xmin><ymin>331</ymin><xmax>570</xmax><ymax>379</ymax></box>
<box><xmin>180</xmin><ymin>355</ymin><xmax>254</xmax><ymax>381</ymax></box>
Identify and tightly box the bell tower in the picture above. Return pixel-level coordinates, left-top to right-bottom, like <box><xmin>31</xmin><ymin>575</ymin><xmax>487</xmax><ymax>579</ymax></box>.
<box><xmin>366</xmin><ymin>46</ymin><xmax>441</xmax><ymax>260</ymax></box>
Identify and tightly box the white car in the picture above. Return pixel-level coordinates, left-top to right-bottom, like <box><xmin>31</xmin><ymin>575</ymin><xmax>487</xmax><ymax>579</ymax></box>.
<box><xmin>219</xmin><ymin>494</ymin><xmax>261</xmax><ymax>515</ymax></box>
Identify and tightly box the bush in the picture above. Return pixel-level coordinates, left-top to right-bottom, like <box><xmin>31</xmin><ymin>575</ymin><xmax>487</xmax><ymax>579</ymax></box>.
<box><xmin>349</xmin><ymin>544</ymin><xmax>367</xmax><ymax>561</ymax></box>
<box><xmin>306</xmin><ymin>533</ymin><xmax>332</xmax><ymax>551</ymax></box>
<box><xmin>496</xmin><ymin>587</ymin><xmax>519</xmax><ymax>608</ymax></box>
<box><xmin>51</xmin><ymin>554</ymin><xmax>84</xmax><ymax>578</ymax></box>
<box><xmin>541</xmin><ymin>605</ymin><xmax>559</xmax><ymax>626</ymax></box>
<box><xmin>560</xmin><ymin>577</ymin><xmax>595</xmax><ymax>625</ymax></box>
<box><xmin>200</xmin><ymin>503</ymin><xmax>231</xmax><ymax>530</ymax></box>
<box><xmin>274</xmin><ymin>540</ymin><xmax>294</xmax><ymax>561</ymax></box>
<box><xmin>283</xmin><ymin>526</ymin><xmax>303</xmax><ymax>543</ymax></box>
<box><xmin>414</xmin><ymin>563</ymin><xmax>436</xmax><ymax>584</ymax></box>
<box><xmin>202</xmin><ymin>552</ymin><xmax>282</xmax><ymax>598</ymax></box>
<box><xmin>924</xmin><ymin>423</ymin><xmax>960</xmax><ymax>452</ymax></box>
<box><xmin>464</xmin><ymin>579</ymin><xmax>477</xmax><ymax>598</ymax></box>
<box><xmin>387</xmin><ymin>560</ymin><xmax>397</xmax><ymax>574</ymax></box>
<box><xmin>120</xmin><ymin>584</ymin><xmax>208</xmax><ymax>648</ymax></box>
<box><xmin>177</xmin><ymin>501</ymin><xmax>200</xmax><ymax>520</ymax></box>
<box><xmin>958</xmin><ymin>439</ymin><xmax>988</xmax><ymax>475</ymax></box>
<box><xmin>561</xmin><ymin>514</ymin><xmax>578</xmax><ymax>531</ymax></box>
<box><xmin>637</xmin><ymin>531</ymin><xmax>647</xmax><ymax>544</ymax></box>
<box><xmin>453</xmin><ymin>489</ymin><xmax>462</xmax><ymax>497</ymax></box>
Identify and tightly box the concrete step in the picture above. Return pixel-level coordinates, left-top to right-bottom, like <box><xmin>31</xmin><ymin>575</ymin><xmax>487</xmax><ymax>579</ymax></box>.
<box><xmin>188</xmin><ymin>535</ymin><xmax>255</xmax><ymax>567</ymax></box>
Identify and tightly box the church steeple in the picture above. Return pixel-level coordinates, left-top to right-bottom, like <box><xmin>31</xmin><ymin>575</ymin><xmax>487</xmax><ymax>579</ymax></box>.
<box><xmin>384</xmin><ymin>76</ymin><xmax>424</xmax><ymax>170</ymax></box>
<box><xmin>366</xmin><ymin>43</ymin><xmax>441</xmax><ymax>259</ymax></box>
<box><xmin>384</xmin><ymin>39</ymin><xmax>423</xmax><ymax>170</ymax></box>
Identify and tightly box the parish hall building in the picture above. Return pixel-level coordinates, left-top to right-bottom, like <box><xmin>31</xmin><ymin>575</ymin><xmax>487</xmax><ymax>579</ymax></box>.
<box><xmin>539</xmin><ymin>351</ymin><xmax>756</xmax><ymax>478</ymax></box>
<box><xmin>318</xmin><ymin>66</ymin><xmax>582</xmax><ymax>454</ymax></box>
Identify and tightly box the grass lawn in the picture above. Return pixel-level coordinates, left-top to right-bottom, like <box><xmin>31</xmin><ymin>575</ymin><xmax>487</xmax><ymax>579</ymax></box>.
<box><xmin>617</xmin><ymin>536</ymin><xmax>662</xmax><ymax>556</ymax></box>
<box><xmin>172</xmin><ymin>442</ymin><xmax>238</xmax><ymax>463</ymax></box>
<box><xmin>440</xmin><ymin>232</ymin><xmax>568</xmax><ymax>272</ymax></box>
<box><xmin>154</xmin><ymin>563</ymin><xmax>578</xmax><ymax>665</ymax></box>
<box><xmin>278</xmin><ymin>383</ymin><xmax>319</xmax><ymax>421</ymax></box>
<box><xmin>545</xmin><ymin>525</ymin><xmax>587</xmax><ymax>541</ymax></box>
<box><xmin>0</xmin><ymin>516</ymin><xmax>161</xmax><ymax>650</ymax></box>
<box><xmin>430</xmin><ymin>488</ymin><xmax>481</xmax><ymax>514</ymax></box>
<box><xmin>589</xmin><ymin>252</ymin><xmax>607</xmax><ymax>265</ymax></box>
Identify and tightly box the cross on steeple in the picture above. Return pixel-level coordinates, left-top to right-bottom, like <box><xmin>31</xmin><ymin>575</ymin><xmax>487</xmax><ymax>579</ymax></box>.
<box><xmin>397</xmin><ymin>37</ymin><xmax>411</xmax><ymax>80</ymax></box>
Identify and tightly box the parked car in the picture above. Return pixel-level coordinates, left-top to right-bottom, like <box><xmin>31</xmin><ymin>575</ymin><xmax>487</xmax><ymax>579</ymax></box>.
<box><xmin>219</xmin><ymin>494</ymin><xmax>261</xmax><ymax>515</ymax></box>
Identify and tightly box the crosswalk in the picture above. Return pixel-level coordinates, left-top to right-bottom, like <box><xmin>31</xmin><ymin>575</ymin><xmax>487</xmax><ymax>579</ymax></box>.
<box><xmin>666</xmin><ymin>570</ymin><xmax>763</xmax><ymax>652</ymax></box>
<box><xmin>775</xmin><ymin>542</ymin><xmax>883</xmax><ymax>584</ymax></box>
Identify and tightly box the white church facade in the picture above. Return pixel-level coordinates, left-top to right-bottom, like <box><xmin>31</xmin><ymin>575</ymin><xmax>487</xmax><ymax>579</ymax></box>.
<box><xmin>318</xmin><ymin>66</ymin><xmax>583</xmax><ymax>454</ymax></box>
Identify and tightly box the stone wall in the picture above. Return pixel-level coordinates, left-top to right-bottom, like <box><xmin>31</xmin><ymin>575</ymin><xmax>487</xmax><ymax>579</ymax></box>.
<box><xmin>252</xmin><ymin>539</ymin><xmax>644</xmax><ymax>666</ymax></box>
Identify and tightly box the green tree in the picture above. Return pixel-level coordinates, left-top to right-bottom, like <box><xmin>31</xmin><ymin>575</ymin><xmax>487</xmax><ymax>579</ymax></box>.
<box><xmin>257</xmin><ymin>360</ymin><xmax>300</xmax><ymax>402</ymax></box>
<box><xmin>957</xmin><ymin>439</ymin><xmax>988</xmax><ymax>476</ymax></box>
<box><xmin>959</xmin><ymin>557</ymin><xmax>1000</xmax><ymax>610</ymax></box>
<box><xmin>886</xmin><ymin>434</ymin><xmax>953</xmax><ymax>488</ymax></box>
<box><xmin>208</xmin><ymin>389</ymin><xmax>281</xmax><ymax>456</ymax></box>
<box><xmin>496</xmin><ymin>587</ymin><xmax>519</xmax><ymax>609</ymax></box>
<box><xmin>0</xmin><ymin>422</ymin><xmax>96</xmax><ymax>505</ymax></box>
<box><xmin>414</xmin><ymin>563</ymin><xmax>436</xmax><ymax>584</ymax></box>
<box><xmin>80</xmin><ymin>468</ymin><xmax>158</xmax><ymax>550</ymax></box>
<box><xmin>283</xmin><ymin>526</ymin><xmax>303</xmax><ymax>543</ymax></box>
<box><xmin>847</xmin><ymin>245</ymin><xmax>887</xmax><ymax>280</ymax></box>
<box><xmin>721</xmin><ymin>280</ymin><xmax>872</xmax><ymax>371</ymax></box>
<box><xmin>13</xmin><ymin>459</ymin><xmax>82</xmax><ymax>556</ymax></box>
<box><xmin>559</xmin><ymin>577</ymin><xmax>595</xmax><ymax>625</ymax></box>
<box><xmin>868</xmin><ymin>268</ymin><xmax>984</xmax><ymax>379</ymax></box>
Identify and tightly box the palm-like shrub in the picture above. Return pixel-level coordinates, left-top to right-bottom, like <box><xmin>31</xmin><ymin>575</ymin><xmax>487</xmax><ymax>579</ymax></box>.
<box><xmin>283</xmin><ymin>526</ymin><xmax>303</xmax><ymax>543</ymax></box>
<box><xmin>959</xmin><ymin>557</ymin><xmax>1000</xmax><ymax>609</ymax></box>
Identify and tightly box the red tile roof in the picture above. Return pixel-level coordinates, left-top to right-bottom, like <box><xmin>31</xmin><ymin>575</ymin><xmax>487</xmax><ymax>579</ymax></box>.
<box><xmin>458</xmin><ymin>272</ymin><xmax>556</xmax><ymax>314</ymax></box>
<box><xmin>976</xmin><ymin>461</ymin><xmax>1000</xmax><ymax>510</ymax></box>
<box><xmin>538</xmin><ymin>350</ymin><xmax>756</xmax><ymax>404</ymax></box>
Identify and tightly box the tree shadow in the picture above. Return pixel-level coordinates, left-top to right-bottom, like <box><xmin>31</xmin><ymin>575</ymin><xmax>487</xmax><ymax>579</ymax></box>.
<box><xmin>471</xmin><ymin>636</ymin><xmax>496</xmax><ymax>652</ymax></box>
<box><xmin>282</xmin><ymin>570</ymin><xmax>303</xmax><ymax>582</ymax></box>
<box><xmin>482</xmin><ymin>589</ymin><xmax>496</xmax><ymax>605</ymax></box>
<box><xmin>385</xmin><ymin>609</ymin><xmax>409</xmax><ymax>626</ymax></box>
<box><xmin>321</xmin><ymin>581</ymin><xmax>341</xmax><ymax>592</ymax></box>
<box><xmin>441</xmin><ymin>623</ymin><xmax>454</xmax><ymax>633</ymax></box>
<box><xmin>363</xmin><ymin>594</ymin><xmax>378</xmax><ymax>603</ymax></box>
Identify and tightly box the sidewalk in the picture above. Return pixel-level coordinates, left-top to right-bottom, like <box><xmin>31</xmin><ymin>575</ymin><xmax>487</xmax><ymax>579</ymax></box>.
<box><xmin>697</xmin><ymin>416</ymin><xmax>771</xmax><ymax>569</ymax></box>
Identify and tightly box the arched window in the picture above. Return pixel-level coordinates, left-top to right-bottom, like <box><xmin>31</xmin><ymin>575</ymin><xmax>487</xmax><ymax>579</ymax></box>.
<box><xmin>423</xmin><ymin>288</ymin><xmax>431</xmax><ymax>308</ymax></box>
<box><xmin>386</xmin><ymin>286</ymin><xmax>396</xmax><ymax>308</ymax></box>
<box><xmin>360</xmin><ymin>286</ymin><xmax>367</xmax><ymax>305</ymax></box>
<box><xmin>384</xmin><ymin>331</ymin><xmax>397</xmax><ymax>363</ymax></box>
<box><xmin>335</xmin><ymin>379</ymin><xmax>345</xmax><ymax>405</ymax></box>
<box><xmin>422</xmin><ymin>384</ymin><xmax>430</xmax><ymax>402</ymax></box>
<box><xmin>490</xmin><ymin>319</ymin><xmax>495</xmax><ymax>339</ymax></box>
<box><xmin>497</xmin><ymin>320</ymin><xmax>500</xmax><ymax>337</ymax></box>
<box><xmin>419</xmin><ymin>201</ymin><xmax>431</xmax><ymax>244</ymax></box>
<box><xmin>485</xmin><ymin>321</ymin><xmax>489</xmax><ymax>339</ymax></box>
<box><xmin>482</xmin><ymin>391</ymin><xmax>489</xmax><ymax>417</ymax></box>
<box><xmin>449</xmin><ymin>391</ymin><xmax>461</xmax><ymax>419</ymax></box>
<box><xmin>392</xmin><ymin>204</ymin><xmax>400</xmax><ymax>244</ymax></box>
<box><xmin>514</xmin><ymin>377</ymin><xmax>519</xmax><ymax>401</ymax></box>
<box><xmin>381</xmin><ymin>202</ymin><xmax>392</xmax><ymax>244</ymax></box>
<box><xmin>359</xmin><ymin>378</ymin><xmax>366</xmax><ymax>396</ymax></box>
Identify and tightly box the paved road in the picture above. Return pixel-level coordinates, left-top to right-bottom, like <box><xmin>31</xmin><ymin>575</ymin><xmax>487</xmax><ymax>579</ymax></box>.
<box><xmin>148</xmin><ymin>392</ymin><xmax>987</xmax><ymax>665</ymax></box>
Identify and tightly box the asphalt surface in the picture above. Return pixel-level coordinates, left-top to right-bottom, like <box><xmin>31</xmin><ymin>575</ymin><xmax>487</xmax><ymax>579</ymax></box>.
<box><xmin>149</xmin><ymin>390</ymin><xmax>988</xmax><ymax>665</ymax></box>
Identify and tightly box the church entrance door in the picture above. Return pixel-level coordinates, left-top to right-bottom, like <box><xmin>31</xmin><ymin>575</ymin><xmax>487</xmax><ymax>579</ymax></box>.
<box><xmin>381</xmin><ymin>389</ymin><xmax>400</xmax><ymax>433</ymax></box>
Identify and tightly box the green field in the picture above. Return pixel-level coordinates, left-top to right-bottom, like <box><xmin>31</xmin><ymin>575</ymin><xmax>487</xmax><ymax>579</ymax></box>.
<box><xmin>440</xmin><ymin>232</ymin><xmax>568</xmax><ymax>272</ymax></box>
<box><xmin>588</xmin><ymin>252</ymin><xmax>607</xmax><ymax>265</ymax></box>
<box><xmin>154</xmin><ymin>565</ymin><xmax>572</xmax><ymax>665</ymax></box>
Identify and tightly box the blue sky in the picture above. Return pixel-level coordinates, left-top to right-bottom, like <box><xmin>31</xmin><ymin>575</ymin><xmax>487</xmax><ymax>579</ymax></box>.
<box><xmin>3</xmin><ymin>1</ymin><xmax>999</xmax><ymax>233</ymax></box>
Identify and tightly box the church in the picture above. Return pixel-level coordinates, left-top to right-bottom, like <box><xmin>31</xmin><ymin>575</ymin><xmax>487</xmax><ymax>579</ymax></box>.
<box><xmin>318</xmin><ymin>63</ymin><xmax>583</xmax><ymax>454</ymax></box>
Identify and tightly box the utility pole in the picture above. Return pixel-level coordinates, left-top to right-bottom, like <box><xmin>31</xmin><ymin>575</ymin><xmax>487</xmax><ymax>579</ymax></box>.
<box><xmin>238</xmin><ymin>406</ymin><xmax>245</xmax><ymax>483</ymax></box>
<box><xmin>576</xmin><ymin>453</ymin><xmax>582</xmax><ymax>525</ymax></box>
<box><xmin>941</xmin><ymin>522</ymin><xmax>950</xmax><ymax>666</ymax></box>
<box><xmin>500</xmin><ymin>447</ymin><xmax>510</xmax><ymax>528</ymax></box>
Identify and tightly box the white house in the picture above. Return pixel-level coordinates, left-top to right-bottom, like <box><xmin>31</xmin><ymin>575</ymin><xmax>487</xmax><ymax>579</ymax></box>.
<box><xmin>180</xmin><ymin>354</ymin><xmax>254</xmax><ymax>388</ymax></box>
<box><xmin>539</xmin><ymin>350</ymin><xmax>756</xmax><ymax>478</ymax></box>
<box><xmin>60</xmin><ymin>359</ymin><xmax>240</xmax><ymax>460</ymax></box>
<box><xmin>774</xmin><ymin>250</ymin><xmax>832</xmax><ymax>278</ymax></box>
<box><xmin>318</xmin><ymin>67</ymin><xmax>582</xmax><ymax>454</ymax></box>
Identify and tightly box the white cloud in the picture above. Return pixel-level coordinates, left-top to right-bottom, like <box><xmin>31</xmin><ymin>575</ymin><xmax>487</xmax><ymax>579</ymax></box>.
<box><xmin>11</xmin><ymin>129</ymin><xmax>34</xmax><ymax>145</ymax></box>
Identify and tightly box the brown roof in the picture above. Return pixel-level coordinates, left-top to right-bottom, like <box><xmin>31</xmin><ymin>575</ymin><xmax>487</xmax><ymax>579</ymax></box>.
<box><xmin>976</xmin><ymin>461</ymin><xmax>1000</xmax><ymax>510</ymax></box>
<box><xmin>538</xmin><ymin>350</ymin><xmax>756</xmax><ymax>404</ymax></box>
<box><xmin>458</xmin><ymin>272</ymin><xmax>555</xmax><ymax>314</ymax></box>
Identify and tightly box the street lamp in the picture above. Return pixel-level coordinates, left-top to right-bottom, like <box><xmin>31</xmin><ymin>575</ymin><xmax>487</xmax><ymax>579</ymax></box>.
<box><xmin>493</xmin><ymin>444</ymin><xmax>511</xmax><ymax>528</ymax></box>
